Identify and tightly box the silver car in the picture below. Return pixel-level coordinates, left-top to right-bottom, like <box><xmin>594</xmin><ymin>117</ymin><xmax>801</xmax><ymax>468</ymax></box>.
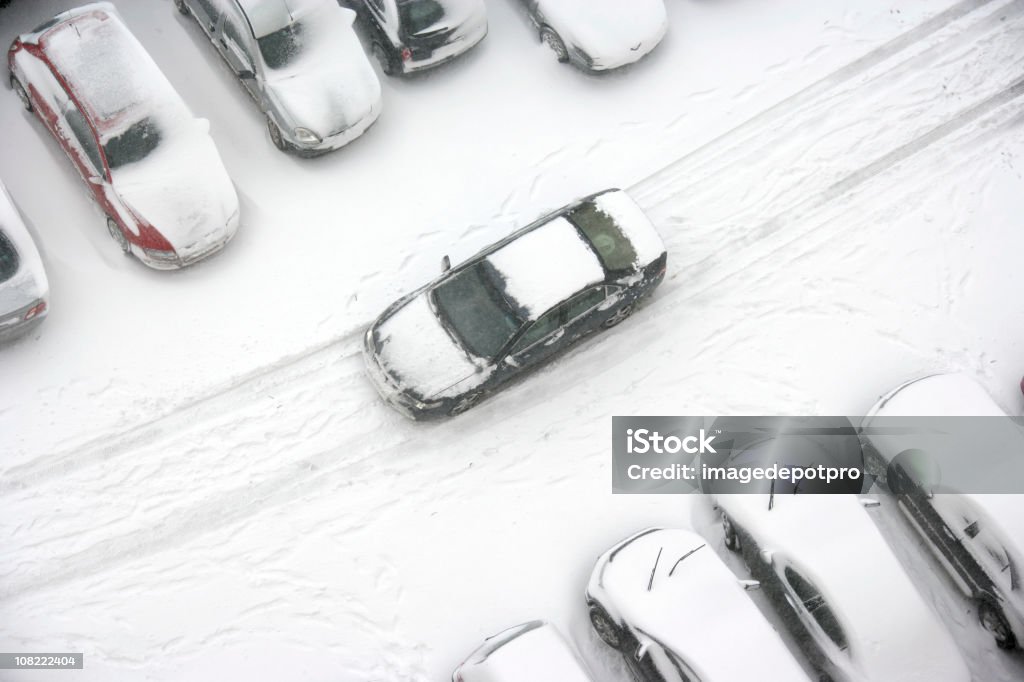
<box><xmin>0</xmin><ymin>181</ymin><xmax>49</xmax><ymax>342</ymax></box>
<box><xmin>176</xmin><ymin>0</ymin><xmax>383</xmax><ymax>155</ymax></box>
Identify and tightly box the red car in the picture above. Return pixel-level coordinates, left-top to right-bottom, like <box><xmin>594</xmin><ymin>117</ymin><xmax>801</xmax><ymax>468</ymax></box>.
<box><xmin>8</xmin><ymin>2</ymin><xmax>239</xmax><ymax>269</ymax></box>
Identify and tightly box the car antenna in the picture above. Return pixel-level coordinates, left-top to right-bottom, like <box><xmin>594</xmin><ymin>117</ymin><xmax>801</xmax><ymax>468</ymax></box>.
<box><xmin>668</xmin><ymin>544</ymin><xmax>706</xmax><ymax>577</ymax></box>
<box><xmin>282</xmin><ymin>0</ymin><xmax>295</xmax><ymax>22</ymax></box>
<box><xmin>647</xmin><ymin>547</ymin><xmax>663</xmax><ymax>592</ymax></box>
<box><xmin>768</xmin><ymin>478</ymin><xmax>776</xmax><ymax>511</ymax></box>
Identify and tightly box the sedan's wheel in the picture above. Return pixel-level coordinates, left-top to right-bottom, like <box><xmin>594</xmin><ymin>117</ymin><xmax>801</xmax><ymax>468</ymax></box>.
<box><xmin>541</xmin><ymin>27</ymin><xmax>569</xmax><ymax>63</ymax></box>
<box><xmin>589</xmin><ymin>604</ymin><xmax>622</xmax><ymax>650</ymax></box>
<box><xmin>267</xmin><ymin>117</ymin><xmax>287</xmax><ymax>151</ymax></box>
<box><xmin>373</xmin><ymin>43</ymin><xmax>394</xmax><ymax>76</ymax></box>
<box><xmin>106</xmin><ymin>217</ymin><xmax>131</xmax><ymax>255</ymax></box>
<box><xmin>979</xmin><ymin>602</ymin><xmax>1017</xmax><ymax>650</ymax></box>
<box><xmin>10</xmin><ymin>76</ymin><xmax>31</xmax><ymax>112</ymax></box>
<box><xmin>449</xmin><ymin>393</ymin><xmax>480</xmax><ymax>417</ymax></box>
<box><xmin>173</xmin><ymin>0</ymin><xmax>189</xmax><ymax>15</ymax></box>
<box><xmin>602</xmin><ymin>304</ymin><xmax>634</xmax><ymax>329</ymax></box>
<box><xmin>722</xmin><ymin>515</ymin><xmax>741</xmax><ymax>552</ymax></box>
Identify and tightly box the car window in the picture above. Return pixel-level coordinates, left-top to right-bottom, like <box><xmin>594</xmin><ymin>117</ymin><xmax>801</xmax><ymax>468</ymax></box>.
<box><xmin>62</xmin><ymin>103</ymin><xmax>104</xmax><ymax>175</ymax></box>
<box><xmin>0</xmin><ymin>231</ymin><xmax>19</xmax><ymax>283</ymax></box>
<box><xmin>103</xmin><ymin>117</ymin><xmax>163</xmax><ymax>171</ymax></box>
<box><xmin>512</xmin><ymin>307</ymin><xmax>562</xmax><ymax>352</ymax></box>
<box><xmin>565</xmin><ymin>286</ymin><xmax>607</xmax><ymax>322</ymax></box>
<box><xmin>399</xmin><ymin>0</ymin><xmax>446</xmax><ymax>34</ymax></box>
<box><xmin>568</xmin><ymin>201</ymin><xmax>639</xmax><ymax>272</ymax></box>
<box><xmin>432</xmin><ymin>262</ymin><xmax>524</xmax><ymax>360</ymax></box>
<box><xmin>784</xmin><ymin>567</ymin><xmax>848</xmax><ymax>651</ymax></box>
<box><xmin>223</xmin><ymin>8</ymin><xmax>256</xmax><ymax>65</ymax></box>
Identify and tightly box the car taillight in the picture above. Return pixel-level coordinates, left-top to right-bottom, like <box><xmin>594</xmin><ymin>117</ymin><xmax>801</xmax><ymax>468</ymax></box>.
<box><xmin>23</xmin><ymin>300</ymin><xmax>46</xmax><ymax>320</ymax></box>
<box><xmin>401</xmin><ymin>46</ymin><xmax>412</xmax><ymax>62</ymax></box>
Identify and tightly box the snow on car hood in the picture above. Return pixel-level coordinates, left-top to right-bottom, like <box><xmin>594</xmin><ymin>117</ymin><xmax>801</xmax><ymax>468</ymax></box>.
<box><xmin>593</xmin><ymin>190</ymin><xmax>665</xmax><ymax>267</ymax></box>
<box><xmin>487</xmin><ymin>217</ymin><xmax>605</xmax><ymax>319</ymax></box>
<box><xmin>374</xmin><ymin>293</ymin><xmax>485</xmax><ymax>400</ymax></box>
<box><xmin>112</xmin><ymin>124</ymin><xmax>238</xmax><ymax>252</ymax></box>
<box><xmin>545</xmin><ymin>0</ymin><xmax>667</xmax><ymax>66</ymax></box>
<box><xmin>457</xmin><ymin>622</ymin><xmax>593</xmax><ymax>681</ymax></box>
<box><xmin>590</xmin><ymin>528</ymin><xmax>810</xmax><ymax>681</ymax></box>
<box><xmin>264</xmin><ymin>7</ymin><xmax>382</xmax><ymax>137</ymax></box>
<box><xmin>0</xmin><ymin>182</ymin><xmax>48</xmax><ymax>314</ymax></box>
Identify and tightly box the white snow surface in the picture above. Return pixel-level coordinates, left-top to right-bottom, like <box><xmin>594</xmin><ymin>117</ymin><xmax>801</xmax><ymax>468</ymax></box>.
<box><xmin>2</xmin><ymin>0</ymin><xmax>1024</xmax><ymax>681</ymax></box>
<box><xmin>716</xmin><ymin>494</ymin><xmax>971</xmax><ymax>682</ymax></box>
<box><xmin>487</xmin><ymin>217</ymin><xmax>605</xmax><ymax>318</ymax></box>
<box><xmin>592</xmin><ymin>190</ymin><xmax>665</xmax><ymax>267</ymax></box>
<box><xmin>588</xmin><ymin>528</ymin><xmax>811</xmax><ymax>681</ymax></box>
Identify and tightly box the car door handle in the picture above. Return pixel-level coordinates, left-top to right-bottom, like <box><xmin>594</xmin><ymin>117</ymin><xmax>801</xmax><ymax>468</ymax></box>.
<box><xmin>544</xmin><ymin>330</ymin><xmax>565</xmax><ymax>346</ymax></box>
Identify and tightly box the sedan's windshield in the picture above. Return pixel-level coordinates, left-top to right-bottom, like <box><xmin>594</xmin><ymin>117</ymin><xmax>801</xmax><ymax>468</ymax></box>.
<box><xmin>103</xmin><ymin>117</ymin><xmax>163</xmax><ymax>170</ymax></box>
<box><xmin>399</xmin><ymin>0</ymin><xmax>446</xmax><ymax>35</ymax></box>
<box><xmin>258</xmin><ymin>21</ymin><xmax>305</xmax><ymax>70</ymax></box>
<box><xmin>432</xmin><ymin>262</ymin><xmax>524</xmax><ymax>359</ymax></box>
<box><xmin>568</xmin><ymin>201</ymin><xmax>638</xmax><ymax>272</ymax></box>
<box><xmin>0</xmin><ymin>231</ymin><xmax>19</xmax><ymax>283</ymax></box>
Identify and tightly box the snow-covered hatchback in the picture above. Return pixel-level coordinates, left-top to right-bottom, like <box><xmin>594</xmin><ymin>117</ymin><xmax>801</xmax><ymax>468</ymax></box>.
<box><xmin>519</xmin><ymin>0</ymin><xmax>668</xmax><ymax>72</ymax></box>
<box><xmin>8</xmin><ymin>2</ymin><xmax>239</xmax><ymax>269</ymax></box>
<box><xmin>364</xmin><ymin>189</ymin><xmax>666</xmax><ymax>419</ymax></box>
<box><xmin>452</xmin><ymin>620</ymin><xmax>593</xmax><ymax>682</ymax></box>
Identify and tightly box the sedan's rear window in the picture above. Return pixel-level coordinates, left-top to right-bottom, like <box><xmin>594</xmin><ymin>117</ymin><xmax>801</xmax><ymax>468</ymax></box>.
<box><xmin>0</xmin><ymin>231</ymin><xmax>20</xmax><ymax>284</ymax></box>
<box><xmin>569</xmin><ymin>202</ymin><xmax>638</xmax><ymax>272</ymax></box>
<box><xmin>400</xmin><ymin>0</ymin><xmax>445</xmax><ymax>35</ymax></box>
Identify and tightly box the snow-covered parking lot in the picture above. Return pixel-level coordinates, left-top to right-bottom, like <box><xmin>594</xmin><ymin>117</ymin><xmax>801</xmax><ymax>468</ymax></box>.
<box><xmin>2</xmin><ymin>0</ymin><xmax>1024</xmax><ymax>679</ymax></box>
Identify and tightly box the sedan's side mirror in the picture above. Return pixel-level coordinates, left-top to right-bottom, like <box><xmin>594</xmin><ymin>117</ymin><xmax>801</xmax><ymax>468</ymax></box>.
<box><xmin>502</xmin><ymin>355</ymin><xmax>520</xmax><ymax>368</ymax></box>
<box><xmin>442</xmin><ymin>255</ymin><xmax>451</xmax><ymax>272</ymax></box>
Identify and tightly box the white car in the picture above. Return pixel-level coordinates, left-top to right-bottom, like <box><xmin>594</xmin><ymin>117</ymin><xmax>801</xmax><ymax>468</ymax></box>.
<box><xmin>453</xmin><ymin>621</ymin><xmax>593</xmax><ymax>682</ymax></box>
<box><xmin>586</xmin><ymin>527</ymin><xmax>811</xmax><ymax>682</ymax></box>
<box><xmin>860</xmin><ymin>373</ymin><xmax>1024</xmax><ymax>650</ymax></box>
<box><xmin>0</xmin><ymin>181</ymin><xmax>48</xmax><ymax>342</ymax></box>
<box><xmin>9</xmin><ymin>3</ymin><xmax>239</xmax><ymax>269</ymax></box>
<box><xmin>176</xmin><ymin>0</ymin><xmax>382</xmax><ymax>155</ymax></box>
<box><xmin>716</xmin><ymin>493</ymin><xmax>971</xmax><ymax>682</ymax></box>
<box><xmin>519</xmin><ymin>0</ymin><xmax>668</xmax><ymax>71</ymax></box>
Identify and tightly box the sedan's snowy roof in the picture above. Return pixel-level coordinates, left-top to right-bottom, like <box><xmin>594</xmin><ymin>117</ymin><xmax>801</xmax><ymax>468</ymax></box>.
<box><xmin>38</xmin><ymin>4</ymin><xmax>187</xmax><ymax>130</ymax></box>
<box><xmin>590</xmin><ymin>528</ymin><xmax>810</xmax><ymax>681</ymax></box>
<box><xmin>716</xmin><ymin>494</ymin><xmax>970</xmax><ymax>682</ymax></box>
<box><xmin>486</xmin><ymin>217</ymin><xmax>605</xmax><ymax>319</ymax></box>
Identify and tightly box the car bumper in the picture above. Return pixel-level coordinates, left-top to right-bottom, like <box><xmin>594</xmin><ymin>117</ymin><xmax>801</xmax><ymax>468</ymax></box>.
<box><xmin>0</xmin><ymin>300</ymin><xmax>47</xmax><ymax>342</ymax></box>
<box><xmin>362</xmin><ymin>334</ymin><xmax>447</xmax><ymax>420</ymax></box>
<box><xmin>290</xmin><ymin>99</ymin><xmax>383</xmax><ymax>156</ymax></box>
<box><xmin>401</xmin><ymin>23</ymin><xmax>488</xmax><ymax>74</ymax></box>
<box><xmin>135</xmin><ymin>210</ymin><xmax>239</xmax><ymax>270</ymax></box>
<box><xmin>574</xmin><ymin>22</ymin><xmax>667</xmax><ymax>72</ymax></box>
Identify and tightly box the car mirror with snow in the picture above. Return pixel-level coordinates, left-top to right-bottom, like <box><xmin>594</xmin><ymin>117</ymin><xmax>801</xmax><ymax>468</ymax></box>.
<box><xmin>503</xmin><ymin>355</ymin><xmax>520</xmax><ymax>368</ymax></box>
<box><xmin>441</xmin><ymin>255</ymin><xmax>451</xmax><ymax>272</ymax></box>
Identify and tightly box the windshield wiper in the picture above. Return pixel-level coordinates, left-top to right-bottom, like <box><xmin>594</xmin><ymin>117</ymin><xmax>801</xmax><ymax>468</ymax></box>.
<box><xmin>647</xmin><ymin>547</ymin><xmax>663</xmax><ymax>592</ymax></box>
<box><xmin>668</xmin><ymin>544</ymin><xmax>706</xmax><ymax>577</ymax></box>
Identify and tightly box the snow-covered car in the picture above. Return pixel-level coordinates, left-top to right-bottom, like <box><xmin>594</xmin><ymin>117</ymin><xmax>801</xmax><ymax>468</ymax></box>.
<box><xmin>8</xmin><ymin>2</ymin><xmax>239</xmax><ymax>270</ymax></box>
<box><xmin>586</xmin><ymin>527</ymin><xmax>811</xmax><ymax>682</ymax></box>
<box><xmin>860</xmin><ymin>373</ymin><xmax>1024</xmax><ymax>650</ymax></box>
<box><xmin>716</xmin><ymin>493</ymin><xmax>971</xmax><ymax>682</ymax></box>
<box><xmin>363</xmin><ymin>189</ymin><xmax>667</xmax><ymax>419</ymax></box>
<box><xmin>0</xmin><ymin>180</ymin><xmax>48</xmax><ymax>342</ymax></box>
<box><xmin>353</xmin><ymin>0</ymin><xmax>487</xmax><ymax>75</ymax></box>
<box><xmin>452</xmin><ymin>620</ymin><xmax>593</xmax><ymax>682</ymax></box>
<box><xmin>518</xmin><ymin>0</ymin><xmax>668</xmax><ymax>72</ymax></box>
<box><xmin>175</xmin><ymin>0</ymin><xmax>382</xmax><ymax>155</ymax></box>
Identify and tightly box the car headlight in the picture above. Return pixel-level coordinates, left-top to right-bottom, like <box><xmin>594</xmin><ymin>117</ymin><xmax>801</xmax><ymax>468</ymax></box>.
<box><xmin>294</xmin><ymin>127</ymin><xmax>322</xmax><ymax>145</ymax></box>
<box><xmin>142</xmin><ymin>247</ymin><xmax>179</xmax><ymax>263</ymax></box>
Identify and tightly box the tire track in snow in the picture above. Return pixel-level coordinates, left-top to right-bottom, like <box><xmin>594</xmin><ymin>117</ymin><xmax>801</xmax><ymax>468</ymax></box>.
<box><xmin>3</xmin><ymin>0</ymin><xmax>1024</xmax><ymax>601</ymax></box>
<box><xmin>0</xmin><ymin>0</ymin><xmax>1010</xmax><ymax>495</ymax></box>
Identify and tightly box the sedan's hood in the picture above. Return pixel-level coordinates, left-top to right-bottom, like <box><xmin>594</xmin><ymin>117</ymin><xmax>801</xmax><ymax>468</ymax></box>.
<box><xmin>112</xmin><ymin>127</ymin><xmax>238</xmax><ymax>251</ymax></box>
<box><xmin>549</xmin><ymin>0</ymin><xmax>667</xmax><ymax>65</ymax></box>
<box><xmin>372</xmin><ymin>292</ymin><xmax>487</xmax><ymax>400</ymax></box>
